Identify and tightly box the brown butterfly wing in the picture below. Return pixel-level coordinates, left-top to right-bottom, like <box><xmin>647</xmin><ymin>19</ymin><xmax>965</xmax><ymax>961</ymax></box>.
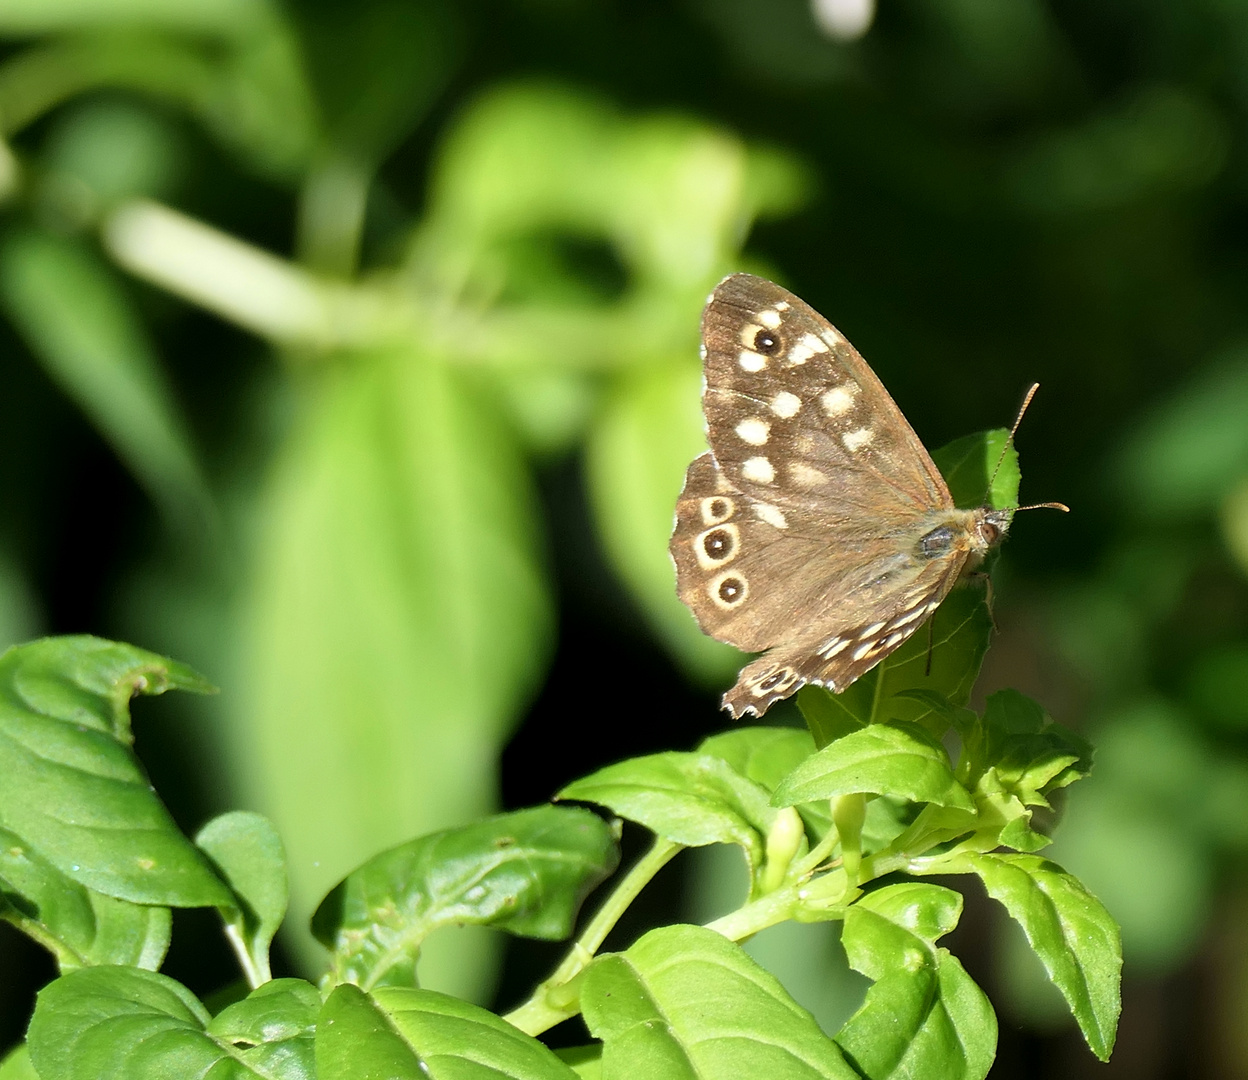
<box><xmin>670</xmin><ymin>274</ymin><xmax>970</xmax><ymax>717</ymax></box>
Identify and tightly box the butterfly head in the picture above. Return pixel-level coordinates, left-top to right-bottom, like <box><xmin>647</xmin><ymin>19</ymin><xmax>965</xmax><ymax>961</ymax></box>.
<box><xmin>973</xmin><ymin>508</ymin><xmax>1013</xmax><ymax>552</ymax></box>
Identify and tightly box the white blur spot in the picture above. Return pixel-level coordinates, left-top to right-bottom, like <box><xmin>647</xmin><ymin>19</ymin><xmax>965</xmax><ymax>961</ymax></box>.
<box><xmin>811</xmin><ymin>0</ymin><xmax>875</xmax><ymax>41</ymax></box>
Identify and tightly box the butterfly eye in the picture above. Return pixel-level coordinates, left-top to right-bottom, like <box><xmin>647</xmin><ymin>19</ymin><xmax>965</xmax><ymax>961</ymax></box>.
<box><xmin>753</xmin><ymin>328</ymin><xmax>781</xmax><ymax>355</ymax></box>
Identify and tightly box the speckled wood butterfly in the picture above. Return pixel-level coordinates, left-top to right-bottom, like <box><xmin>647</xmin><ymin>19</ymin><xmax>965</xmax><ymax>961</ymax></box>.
<box><xmin>670</xmin><ymin>273</ymin><xmax>1064</xmax><ymax>718</ymax></box>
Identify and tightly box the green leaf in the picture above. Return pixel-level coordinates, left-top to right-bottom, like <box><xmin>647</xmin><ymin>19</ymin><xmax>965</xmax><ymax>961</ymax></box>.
<box><xmin>796</xmin><ymin>685</ymin><xmax>865</xmax><ymax>748</ymax></box>
<box><xmin>0</xmin><ymin>636</ymin><xmax>229</xmax><ymax>907</ymax></box>
<box><xmin>967</xmin><ymin>853</ymin><xmax>1120</xmax><ymax>1061</ymax></box>
<box><xmin>581</xmin><ymin>924</ymin><xmax>857</xmax><ymax>1079</ymax></box>
<box><xmin>554</xmin><ymin>1046</ymin><xmax>602</xmax><ymax>1079</ymax></box>
<box><xmin>0</xmin><ymin>823</ymin><xmax>170</xmax><ymax>971</ymax></box>
<box><xmin>237</xmin><ymin>346</ymin><xmax>552</xmax><ymax>988</ymax></box>
<box><xmin>28</xmin><ymin>967</ymin><xmax>221</xmax><ymax>1080</ymax></box>
<box><xmin>29</xmin><ymin>967</ymin><xmax>319</xmax><ymax>1080</ymax></box>
<box><xmin>698</xmin><ymin>727</ymin><xmax>834</xmax><ymax>841</ymax></box>
<box><xmin>974</xmin><ymin>690</ymin><xmax>1091</xmax><ymax>803</ymax></box>
<box><xmin>195</xmin><ymin>811</ymin><xmax>288</xmax><ymax>984</ymax></box>
<box><xmin>836</xmin><ymin>883</ymin><xmax>996</xmax><ymax>1080</ymax></box>
<box><xmin>586</xmin><ymin>360</ymin><xmax>739</xmax><ymax>685</ymax></box>
<box><xmin>0</xmin><ymin>230</ymin><xmax>213</xmax><ymax>538</ymax></box>
<box><xmin>208</xmin><ymin>978</ymin><xmax>319</xmax><ymax>1079</ymax></box>
<box><xmin>772</xmin><ymin>722</ymin><xmax>975</xmax><ymax>812</ymax></box>
<box><xmin>0</xmin><ymin>1044</ymin><xmax>37</xmax><ymax>1080</ymax></box>
<box><xmin>312</xmin><ymin>806</ymin><xmax>618</xmax><ymax>990</ymax></box>
<box><xmin>559</xmin><ymin>753</ymin><xmax>777</xmax><ymax>873</ymax></box>
<box><xmin>317</xmin><ymin>983</ymin><xmax>578</xmax><ymax>1080</ymax></box>
<box><xmin>697</xmin><ymin>727</ymin><xmax>817</xmax><ymax>793</ymax></box>
<box><xmin>931</xmin><ymin>428</ymin><xmax>1019</xmax><ymax>512</ymax></box>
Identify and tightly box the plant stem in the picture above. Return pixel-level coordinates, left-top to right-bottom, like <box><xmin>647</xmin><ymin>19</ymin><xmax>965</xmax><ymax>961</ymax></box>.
<box><xmin>504</xmin><ymin>837</ymin><xmax>682</xmax><ymax>1036</ymax></box>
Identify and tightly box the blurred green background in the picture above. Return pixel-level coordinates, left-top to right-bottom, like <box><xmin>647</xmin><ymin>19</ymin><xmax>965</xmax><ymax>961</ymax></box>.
<box><xmin>1</xmin><ymin>0</ymin><xmax>1247</xmax><ymax>1075</ymax></box>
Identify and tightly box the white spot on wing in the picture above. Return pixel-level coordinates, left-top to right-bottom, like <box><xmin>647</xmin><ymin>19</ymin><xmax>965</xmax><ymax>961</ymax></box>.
<box><xmin>758</xmin><ymin>309</ymin><xmax>782</xmax><ymax>329</ymax></box>
<box><xmin>819</xmin><ymin>637</ymin><xmax>850</xmax><ymax>658</ymax></box>
<box><xmin>842</xmin><ymin>427</ymin><xmax>874</xmax><ymax>452</ymax></box>
<box><xmin>742</xmin><ymin>456</ymin><xmax>775</xmax><ymax>484</ymax></box>
<box><xmin>754</xmin><ymin>502</ymin><xmax>788</xmax><ymax>529</ymax></box>
<box><xmin>886</xmin><ymin>605</ymin><xmax>928</xmax><ymax>631</ymax></box>
<box><xmin>775</xmin><ymin>300</ymin><xmax>790</xmax><ymax>311</ymax></box>
<box><xmin>789</xmin><ymin>463</ymin><xmax>829</xmax><ymax>488</ymax></box>
<box><xmin>787</xmin><ymin>333</ymin><xmax>830</xmax><ymax>366</ymax></box>
<box><xmin>859</xmin><ymin>621</ymin><xmax>886</xmax><ymax>638</ymax></box>
<box><xmin>770</xmin><ymin>391</ymin><xmax>801</xmax><ymax>418</ymax></box>
<box><xmin>882</xmin><ymin>631</ymin><xmax>906</xmax><ymax>649</ymax></box>
<box><xmin>739</xmin><ymin>350</ymin><xmax>766</xmax><ymax>373</ymax></box>
<box><xmin>820</xmin><ymin>384</ymin><xmax>858</xmax><ymax>417</ymax></box>
<box><xmin>735</xmin><ymin>417</ymin><xmax>770</xmax><ymax>445</ymax></box>
<box><xmin>822</xmin><ymin>327</ymin><xmax>845</xmax><ymax>348</ymax></box>
<box><xmin>851</xmin><ymin>641</ymin><xmax>876</xmax><ymax>661</ymax></box>
<box><xmin>740</xmin><ymin>323</ymin><xmax>762</xmax><ymax>346</ymax></box>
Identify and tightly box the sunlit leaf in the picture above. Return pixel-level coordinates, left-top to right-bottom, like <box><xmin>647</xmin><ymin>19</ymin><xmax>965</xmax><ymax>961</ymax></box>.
<box><xmin>582</xmin><ymin>924</ymin><xmax>857</xmax><ymax>1079</ymax></box>
<box><xmin>697</xmin><ymin>727</ymin><xmax>817</xmax><ymax>793</ymax></box>
<box><xmin>967</xmin><ymin>853</ymin><xmax>1120</xmax><ymax>1061</ymax></box>
<box><xmin>836</xmin><ymin>882</ymin><xmax>996</xmax><ymax>1080</ymax></box>
<box><xmin>560</xmin><ymin>753</ymin><xmax>776</xmax><ymax>872</ymax></box>
<box><xmin>317</xmin><ymin>983</ymin><xmax>577</xmax><ymax>1080</ymax></box>
<box><xmin>773</xmin><ymin>722</ymin><xmax>974</xmax><ymax>812</ymax></box>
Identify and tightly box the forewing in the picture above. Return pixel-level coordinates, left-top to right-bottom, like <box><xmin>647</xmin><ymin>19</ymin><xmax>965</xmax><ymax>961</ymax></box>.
<box><xmin>701</xmin><ymin>273</ymin><xmax>950</xmax><ymax>523</ymax></box>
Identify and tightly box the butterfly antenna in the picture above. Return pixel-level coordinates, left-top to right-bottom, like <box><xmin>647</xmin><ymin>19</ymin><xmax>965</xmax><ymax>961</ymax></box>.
<box><xmin>988</xmin><ymin>382</ymin><xmax>1039</xmax><ymax>492</ymax></box>
<box><xmin>986</xmin><ymin>383</ymin><xmax>1071</xmax><ymax>514</ymax></box>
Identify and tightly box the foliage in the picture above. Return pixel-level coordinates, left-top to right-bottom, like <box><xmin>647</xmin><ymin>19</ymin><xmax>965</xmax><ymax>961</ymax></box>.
<box><xmin>0</xmin><ymin>435</ymin><xmax>1120</xmax><ymax>1078</ymax></box>
<box><xmin>2</xmin><ymin>0</ymin><xmax>1246</xmax><ymax>1075</ymax></box>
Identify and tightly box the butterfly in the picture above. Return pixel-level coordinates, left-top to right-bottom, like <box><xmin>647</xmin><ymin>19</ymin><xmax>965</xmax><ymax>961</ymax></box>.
<box><xmin>669</xmin><ymin>273</ymin><xmax>1063</xmax><ymax>718</ymax></box>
